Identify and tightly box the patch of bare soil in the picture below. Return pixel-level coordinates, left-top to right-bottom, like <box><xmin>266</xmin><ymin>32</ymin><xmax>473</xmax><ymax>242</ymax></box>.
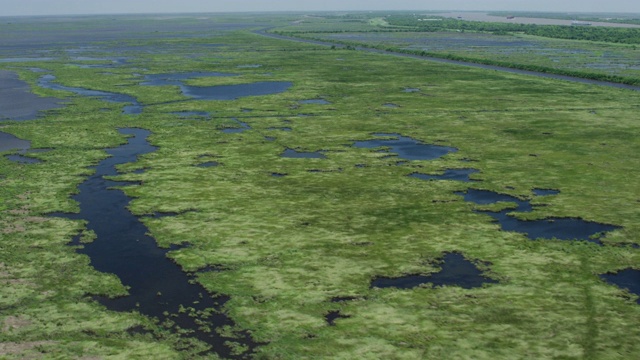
<box><xmin>0</xmin><ymin>263</ymin><xmax>31</xmax><ymax>286</ymax></box>
<box><xmin>2</xmin><ymin>316</ymin><xmax>31</xmax><ymax>332</ymax></box>
<box><xmin>0</xmin><ymin>341</ymin><xmax>55</xmax><ymax>356</ymax></box>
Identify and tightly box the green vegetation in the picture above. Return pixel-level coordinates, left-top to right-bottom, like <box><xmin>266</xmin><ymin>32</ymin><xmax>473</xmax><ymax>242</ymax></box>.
<box><xmin>1</xmin><ymin>12</ymin><xmax>640</xmax><ymax>359</ymax></box>
<box><xmin>384</xmin><ymin>15</ymin><xmax>640</xmax><ymax>44</ymax></box>
<box><xmin>487</xmin><ymin>11</ymin><xmax>640</xmax><ymax>26</ymax></box>
<box><xmin>275</xmin><ymin>13</ymin><xmax>640</xmax><ymax>86</ymax></box>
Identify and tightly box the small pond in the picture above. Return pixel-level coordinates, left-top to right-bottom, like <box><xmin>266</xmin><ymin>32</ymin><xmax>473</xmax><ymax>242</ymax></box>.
<box><xmin>600</xmin><ymin>269</ymin><xmax>640</xmax><ymax>304</ymax></box>
<box><xmin>281</xmin><ymin>148</ymin><xmax>326</xmax><ymax>159</ymax></box>
<box><xmin>325</xmin><ymin>310</ymin><xmax>351</xmax><ymax>326</ymax></box>
<box><xmin>456</xmin><ymin>189</ymin><xmax>620</xmax><ymax>244</ymax></box>
<box><xmin>353</xmin><ymin>133</ymin><xmax>457</xmax><ymax>161</ymax></box>
<box><xmin>197</xmin><ymin>161</ymin><xmax>219</xmax><ymax>168</ymax></box>
<box><xmin>222</xmin><ymin>118</ymin><xmax>251</xmax><ymax>133</ymax></box>
<box><xmin>371</xmin><ymin>253</ymin><xmax>497</xmax><ymax>289</ymax></box>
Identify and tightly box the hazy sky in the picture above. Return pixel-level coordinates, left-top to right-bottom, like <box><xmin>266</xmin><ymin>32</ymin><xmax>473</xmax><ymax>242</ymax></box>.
<box><xmin>2</xmin><ymin>0</ymin><xmax>639</xmax><ymax>16</ymax></box>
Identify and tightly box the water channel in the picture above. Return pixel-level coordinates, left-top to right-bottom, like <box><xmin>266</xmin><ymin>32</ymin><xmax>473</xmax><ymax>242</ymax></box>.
<box><xmin>50</xmin><ymin>128</ymin><xmax>257</xmax><ymax>358</ymax></box>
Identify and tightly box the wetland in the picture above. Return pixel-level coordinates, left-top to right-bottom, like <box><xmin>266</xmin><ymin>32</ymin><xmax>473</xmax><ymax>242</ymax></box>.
<box><xmin>1</xmin><ymin>11</ymin><xmax>640</xmax><ymax>360</ymax></box>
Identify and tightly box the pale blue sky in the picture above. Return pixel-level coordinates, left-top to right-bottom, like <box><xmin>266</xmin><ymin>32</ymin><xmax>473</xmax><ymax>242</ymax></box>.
<box><xmin>2</xmin><ymin>0</ymin><xmax>639</xmax><ymax>16</ymax></box>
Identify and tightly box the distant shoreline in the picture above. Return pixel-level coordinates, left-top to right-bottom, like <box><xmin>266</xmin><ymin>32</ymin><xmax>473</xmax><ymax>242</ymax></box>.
<box><xmin>435</xmin><ymin>12</ymin><xmax>640</xmax><ymax>28</ymax></box>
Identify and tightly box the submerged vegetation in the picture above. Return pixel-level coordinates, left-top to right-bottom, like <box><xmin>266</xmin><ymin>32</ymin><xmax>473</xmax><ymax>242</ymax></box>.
<box><xmin>1</xmin><ymin>11</ymin><xmax>640</xmax><ymax>359</ymax></box>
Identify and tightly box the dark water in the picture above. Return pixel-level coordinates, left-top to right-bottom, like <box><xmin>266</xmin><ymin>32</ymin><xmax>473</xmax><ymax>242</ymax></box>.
<box><xmin>267</xmin><ymin>127</ymin><xmax>292</xmax><ymax>131</ymax></box>
<box><xmin>600</xmin><ymin>269</ymin><xmax>640</xmax><ymax>304</ymax></box>
<box><xmin>38</xmin><ymin>75</ymin><xmax>142</xmax><ymax>115</ymax></box>
<box><xmin>0</xmin><ymin>57</ymin><xmax>55</xmax><ymax>63</ymax></box>
<box><xmin>5</xmin><ymin>154</ymin><xmax>41</xmax><ymax>164</ymax></box>
<box><xmin>456</xmin><ymin>189</ymin><xmax>620</xmax><ymax>244</ymax></box>
<box><xmin>325</xmin><ymin>311</ymin><xmax>350</xmax><ymax>326</ymax></box>
<box><xmin>383</xmin><ymin>103</ymin><xmax>399</xmax><ymax>108</ymax></box>
<box><xmin>354</xmin><ymin>133</ymin><xmax>457</xmax><ymax>161</ymax></box>
<box><xmin>371</xmin><ymin>253</ymin><xmax>497</xmax><ymax>289</ymax></box>
<box><xmin>410</xmin><ymin>168</ymin><xmax>479</xmax><ymax>182</ymax></box>
<box><xmin>281</xmin><ymin>148</ymin><xmax>326</xmax><ymax>159</ymax></box>
<box><xmin>140</xmin><ymin>72</ymin><xmax>291</xmax><ymax>100</ymax></box>
<box><xmin>533</xmin><ymin>188</ymin><xmax>560</xmax><ymax>196</ymax></box>
<box><xmin>299</xmin><ymin>99</ymin><xmax>331</xmax><ymax>105</ymax></box>
<box><xmin>182</xmin><ymin>82</ymin><xmax>293</xmax><ymax>101</ymax></box>
<box><xmin>0</xmin><ymin>132</ymin><xmax>47</xmax><ymax>164</ymax></box>
<box><xmin>0</xmin><ymin>70</ymin><xmax>64</xmax><ymax>121</ymax></box>
<box><xmin>50</xmin><ymin>128</ymin><xmax>256</xmax><ymax>357</ymax></box>
<box><xmin>222</xmin><ymin>118</ymin><xmax>251</xmax><ymax>134</ymax></box>
<box><xmin>0</xmin><ymin>132</ymin><xmax>31</xmax><ymax>152</ymax></box>
<box><xmin>197</xmin><ymin>161</ymin><xmax>219</xmax><ymax>168</ymax></box>
<box><xmin>171</xmin><ymin>111</ymin><xmax>211</xmax><ymax>119</ymax></box>
<box><xmin>271</xmin><ymin>173</ymin><xmax>287</xmax><ymax>177</ymax></box>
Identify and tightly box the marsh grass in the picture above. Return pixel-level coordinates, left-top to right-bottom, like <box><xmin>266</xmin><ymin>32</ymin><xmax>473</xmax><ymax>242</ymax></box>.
<box><xmin>1</xmin><ymin>15</ymin><xmax>640</xmax><ymax>359</ymax></box>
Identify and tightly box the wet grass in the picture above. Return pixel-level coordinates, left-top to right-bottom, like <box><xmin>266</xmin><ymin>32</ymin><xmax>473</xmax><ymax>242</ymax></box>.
<box><xmin>1</xmin><ymin>13</ymin><xmax>640</xmax><ymax>359</ymax></box>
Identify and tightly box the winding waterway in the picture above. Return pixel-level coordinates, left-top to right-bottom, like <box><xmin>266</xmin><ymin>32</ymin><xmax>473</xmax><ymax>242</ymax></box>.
<box><xmin>51</xmin><ymin>128</ymin><xmax>256</xmax><ymax>358</ymax></box>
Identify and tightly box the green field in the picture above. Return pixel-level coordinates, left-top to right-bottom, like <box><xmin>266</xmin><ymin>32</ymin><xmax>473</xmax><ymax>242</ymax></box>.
<box><xmin>1</xmin><ymin>13</ymin><xmax>640</xmax><ymax>359</ymax></box>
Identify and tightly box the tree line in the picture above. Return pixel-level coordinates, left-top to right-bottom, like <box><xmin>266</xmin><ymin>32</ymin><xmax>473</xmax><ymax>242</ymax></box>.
<box><xmin>385</xmin><ymin>15</ymin><xmax>640</xmax><ymax>44</ymax></box>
